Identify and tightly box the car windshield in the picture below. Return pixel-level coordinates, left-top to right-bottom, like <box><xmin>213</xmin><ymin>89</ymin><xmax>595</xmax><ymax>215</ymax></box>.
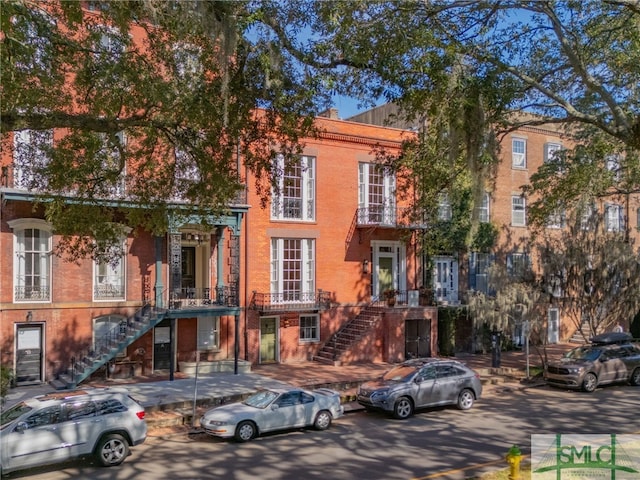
<box><xmin>381</xmin><ymin>365</ymin><xmax>417</xmax><ymax>382</ymax></box>
<box><xmin>0</xmin><ymin>402</ymin><xmax>32</xmax><ymax>430</ymax></box>
<box><xmin>243</xmin><ymin>390</ymin><xmax>279</xmax><ymax>409</ymax></box>
<box><xmin>564</xmin><ymin>347</ymin><xmax>602</xmax><ymax>362</ymax></box>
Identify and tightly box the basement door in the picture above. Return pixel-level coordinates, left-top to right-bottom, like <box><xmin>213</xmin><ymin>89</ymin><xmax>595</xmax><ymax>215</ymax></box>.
<box><xmin>405</xmin><ymin>319</ymin><xmax>431</xmax><ymax>359</ymax></box>
<box><xmin>154</xmin><ymin>322</ymin><xmax>172</xmax><ymax>370</ymax></box>
<box><xmin>260</xmin><ymin>317</ymin><xmax>278</xmax><ymax>364</ymax></box>
<box><xmin>15</xmin><ymin>324</ymin><xmax>44</xmax><ymax>385</ymax></box>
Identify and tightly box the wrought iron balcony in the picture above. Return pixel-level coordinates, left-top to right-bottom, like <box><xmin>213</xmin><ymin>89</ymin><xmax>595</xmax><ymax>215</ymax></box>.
<box><xmin>169</xmin><ymin>286</ymin><xmax>239</xmax><ymax>309</ymax></box>
<box><xmin>15</xmin><ymin>286</ymin><xmax>51</xmax><ymax>302</ymax></box>
<box><xmin>250</xmin><ymin>290</ymin><xmax>331</xmax><ymax>312</ymax></box>
<box><xmin>356</xmin><ymin>206</ymin><xmax>397</xmax><ymax>227</ymax></box>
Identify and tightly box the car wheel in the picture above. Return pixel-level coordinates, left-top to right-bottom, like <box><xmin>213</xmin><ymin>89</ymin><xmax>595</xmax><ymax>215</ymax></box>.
<box><xmin>393</xmin><ymin>397</ymin><xmax>414</xmax><ymax>419</ymax></box>
<box><xmin>457</xmin><ymin>389</ymin><xmax>475</xmax><ymax>410</ymax></box>
<box><xmin>95</xmin><ymin>434</ymin><xmax>129</xmax><ymax>467</ymax></box>
<box><xmin>630</xmin><ymin>368</ymin><xmax>640</xmax><ymax>386</ymax></box>
<box><xmin>234</xmin><ymin>421</ymin><xmax>257</xmax><ymax>442</ymax></box>
<box><xmin>582</xmin><ymin>372</ymin><xmax>598</xmax><ymax>392</ymax></box>
<box><xmin>314</xmin><ymin>410</ymin><xmax>332</xmax><ymax>430</ymax></box>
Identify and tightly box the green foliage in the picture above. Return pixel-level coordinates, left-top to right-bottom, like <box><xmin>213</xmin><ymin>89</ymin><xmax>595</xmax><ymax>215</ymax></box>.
<box><xmin>471</xmin><ymin>222</ymin><xmax>498</xmax><ymax>253</ymax></box>
<box><xmin>1</xmin><ymin>364</ymin><xmax>13</xmax><ymax>404</ymax></box>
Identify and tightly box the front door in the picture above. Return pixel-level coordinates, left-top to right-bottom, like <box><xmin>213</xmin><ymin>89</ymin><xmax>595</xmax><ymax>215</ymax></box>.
<box><xmin>15</xmin><ymin>324</ymin><xmax>43</xmax><ymax>385</ymax></box>
<box><xmin>433</xmin><ymin>256</ymin><xmax>458</xmax><ymax>304</ymax></box>
<box><xmin>372</xmin><ymin>241</ymin><xmax>405</xmax><ymax>298</ymax></box>
<box><xmin>548</xmin><ymin>308</ymin><xmax>559</xmax><ymax>344</ymax></box>
<box><xmin>153</xmin><ymin>323</ymin><xmax>171</xmax><ymax>370</ymax></box>
<box><xmin>260</xmin><ymin>317</ymin><xmax>278</xmax><ymax>363</ymax></box>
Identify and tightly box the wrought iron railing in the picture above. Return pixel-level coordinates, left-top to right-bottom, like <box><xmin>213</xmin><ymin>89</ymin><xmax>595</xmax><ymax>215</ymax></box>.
<box><xmin>250</xmin><ymin>290</ymin><xmax>331</xmax><ymax>311</ymax></box>
<box><xmin>94</xmin><ymin>284</ymin><xmax>126</xmax><ymax>300</ymax></box>
<box><xmin>14</xmin><ymin>285</ymin><xmax>51</xmax><ymax>301</ymax></box>
<box><xmin>356</xmin><ymin>206</ymin><xmax>397</xmax><ymax>226</ymax></box>
<box><xmin>169</xmin><ymin>286</ymin><xmax>239</xmax><ymax>309</ymax></box>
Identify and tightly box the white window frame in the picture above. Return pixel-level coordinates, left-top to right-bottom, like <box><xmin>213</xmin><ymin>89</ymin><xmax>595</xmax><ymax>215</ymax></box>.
<box><xmin>437</xmin><ymin>193</ymin><xmax>452</xmax><ymax>221</ymax></box>
<box><xmin>546</xmin><ymin>208</ymin><xmax>565</xmax><ymax>229</ymax></box>
<box><xmin>93</xmin><ymin>241</ymin><xmax>127</xmax><ymax>302</ymax></box>
<box><xmin>8</xmin><ymin>219</ymin><xmax>53</xmax><ymax>303</ymax></box>
<box><xmin>271</xmin><ymin>155</ymin><xmax>316</xmax><ymax>221</ymax></box>
<box><xmin>606</xmin><ymin>154</ymin><xmax>621</xmax><ymax>182</ymax></box>
<box><xmin>270</xmin><ymin>238</ymin><xmax>315</xmax><ymax>303</ymax></box>
<box><xmin>507</xmin><ymin>252</ymin><xmax>529</xmax><ymax>279</ymax></box>
<box><xmin>544</xmin><ymin>143</ymin><xmax>562</xmax><ymax>163</ymax></box>
<box><xmin>511</xmin><ymin>196</ymin><xmax>526</xmax><ymax>227</ymax></box>
<box><xmin>512</xmin><ymin>138</ymin><xmax>526</xmax><ymax>169</ymax></box>
<box><xmin>605</xmin><ymin>203</ymin><xmax>624</xmax><ymax>232</ymax></box>
<box><xmin>98</xmin><ymin>131</ymin><xmax>126</xmax><ymax>197</ymax></box>
<box><xmin>299</xmin><ymin>314</ymin><xmax>320</xmax><ymax>342</ymax></box>
<box><xmin>478</xmin><ymin>192</ymin><xmax>490</xmax><ymax>223</ymax></box>
<box><xmin>197</xmin><ymin>316</ymin><xmax>220</xmax><ymax>351</ymax></box>
<box><xmin>13</xmin><ymin>129</ymin><xmax>54</xmax><ymax>191</ymax></box>
<box><xmin>580</xmin><ymin>203</ymin><xmax>596</xmax><ymax>230</ymax></box>
<box><xmin>358</xmin><ymin>162</ymin><xmax>396</xmax><ymax>225</ymax></box>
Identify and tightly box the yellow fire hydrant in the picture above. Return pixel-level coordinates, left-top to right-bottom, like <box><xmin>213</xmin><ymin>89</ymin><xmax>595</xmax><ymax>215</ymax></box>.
<box><xmin>505</xmin><ymin>445</ymin><xmax>522</xmax><ymax>480</ymax></box>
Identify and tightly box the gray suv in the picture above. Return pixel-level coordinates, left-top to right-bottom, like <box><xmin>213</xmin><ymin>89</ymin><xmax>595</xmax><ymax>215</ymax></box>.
<box><xmin>545</xmin><ymin>332</ymin><xmax>640</xmax><ymax>392</ymax></box>
<box><xmin>1</xmin><ymin>387</ymin><xmax>147</xmax><ymax>475</ymax></box>
<box><xmin>356</xmin><ymin>358</ymin><xmax>483</xmax><ymax>419</ymax></box>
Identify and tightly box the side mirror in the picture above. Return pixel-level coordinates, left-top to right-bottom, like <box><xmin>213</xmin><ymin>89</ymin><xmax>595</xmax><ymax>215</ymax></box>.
<box><xmin>270</xmin><ymin>404</ymin><xmax>280</xmax><ymax>411</ymax></box>
<box><xmin>414</xmin><ymin>377</ymin><xmax>423</xmax><ymax>384</ymax></box>
<box><xmin>15</xmin><ymin>421</ymin><xmax>28</xmax><ymax>433</ymax></box>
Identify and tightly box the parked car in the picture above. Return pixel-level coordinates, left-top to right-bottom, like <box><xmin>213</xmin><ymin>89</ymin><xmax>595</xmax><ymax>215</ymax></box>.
<box><xmin>545</xmin><ymin>332</ymin><xmax>640</xmax><ymax>392</ymax></box>
<box><xmin>0</xmin><ymin>387</ymin><xmax>147</xmax><ymax>476</ymax></box>
<box><xmin>200</xmin><ymin>387</ymin><xmax>344</xmax><ymax>442</ymax></box>
<box><xmin>356</xmin><ymin>358</ymin><xmax>483</xmax><ymax>419</ymax></box>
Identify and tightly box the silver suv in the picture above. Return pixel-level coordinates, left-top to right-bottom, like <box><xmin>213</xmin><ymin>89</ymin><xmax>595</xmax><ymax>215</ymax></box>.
<box><xmin>357</xmin><ymin>358</ymin><xmax>483</xmax><ymax>419</ymax></box>
<box><xmin>545</xmin><ymin>332</ymin><xmax>640</xmax><ymax>392</ymax></box>
<box><xmin>1</xmin><ymin>387</ymin><xmax>147</xmax><ymax>475</ymax></box>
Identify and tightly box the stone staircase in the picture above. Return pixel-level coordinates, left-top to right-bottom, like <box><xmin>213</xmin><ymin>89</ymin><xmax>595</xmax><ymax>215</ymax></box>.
<box><xmin>314</xmin><ymin>305</ymin><xmax>383</xmax><ymax>364</ymax></box>
<box><xmin>569</xmin><ymin>319</ymin><xmax>597</xmax><ymax>344</ymax></box>
<box><xmin>51</xmin><ymin>304</ymin><xmax>167</xmax><ymax>390</ymax></box>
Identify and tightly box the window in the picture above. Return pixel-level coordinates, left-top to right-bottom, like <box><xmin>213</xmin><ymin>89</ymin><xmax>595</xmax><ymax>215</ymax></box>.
<box><xmin>437</xmin><ymin>193</ymin><xmax>452</xmax><ymax>221</ymax></box>
<box><xmin>271</xmin><ymin>238</ymin><xmax>315</xmax><ymax>303</ymax></box>
<box><xmin>605</xmin><ymin>203</ymin><xmax>624</xmax><ymax>232</ymax></box>
<box><xmin>580</xmin><ymin>203</ymin><xmax>596</xmax><ymax>230</ymax></box>
<box><xmin>14</xmin><ymin>12</ymin><xmax>55</xmax><ymax>71</ymax></box>
<box><xmin>272</xmin><ymin>155</ymin><xmax>315</xmax><ymax>221</ymax></box>
<box><xmin>8</xmin><ymin>219</ymin><xmax>52</xmax><ymax>302</ymax></box>
<box><xmin>546</xmin><ymin>208</ymin><xmax>566</xmax><ymax>229</ymax></box>
<box><xmin>299</xmin><ymin>315</ymin><xmax>319</xmax><ymax>342</ymax></box>
<box><xmin>173</xmin><ymin>144</ymin><xmax>201</xmax><ymax>200</ymax></box>
<box><xmin>173</xmin><ymin>43</ymin><xmax>202</xmax><ymax>84</ymax></box>
<box><xmin>13</xmin><ymin>129</ymin><xmax>53</xmax><ymax>191</ymax></box>
<box><xmin>507</xmin><ymin>253</ymin><xmax>530</xmax><ymax>279</ymax></box>
<box><xmin>468</xmin><ymin>252</ymin><xmax>493</xmax><ymax>295</ymax></box>
<box><xmin>358</xmin><ymin>163</ymin><xmax>395</xmax><ymax>225</ymax></box>
<box><xmin>97</xmin><ymin>131</ymin><xmax>126</xmax><ymax>197</ymax></box>
<box><xmin>66</xmin><ymin>401</ymin><xmax>97</xmax><ymax>421</ymax></box>
<box><xmin>478</xmin><ymin>192</ymin><xmax>490</xmax><ymax>223</ymax></box>
<box><xmin>544</xmin><ymin>143</ymin><xmax>562</xmax><ymax>163</ymax></box>
<box><xmin>512</xmin><ymin>138</ymin><xmax>526</xmax><ymax>168</ymax></box>
<box><xmin>197</xmin><ymin>316</ymin><xmax>220</xmax><ymax>350</ymax></box>
<box><xmin>606</xmin><ymin>155</ymin><xmax>621</xmax><ymax>182</ymax></box>
<box><xmin>24</xmin><ymin>405</ymin><xmax>61</xmax><ymax>429</ymax></box>
<box><xmin>94</xmin><ymin>232</ymin><xmax>127</xmax><ymax>301</ymax></box>
<box><xmin>511</xmin><ymin>196</ymin><xmax>526</xmax><ymax>226</ymax></box>
<box><xmin>96</xmin><ymin>27</ymin><xmax>125</xmax><ymax>59</ymax></box>
<box><xmin>93</xmin><ymin>315</ymin><xmax>126</xmax><ymax>355</ymax></box>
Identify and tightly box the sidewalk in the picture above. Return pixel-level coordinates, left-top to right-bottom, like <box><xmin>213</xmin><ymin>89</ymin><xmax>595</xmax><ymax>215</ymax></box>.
<box><xmin>2</xmin><ymin>343</ymin><xmax>575</xmax><ymax>432</ymax></box>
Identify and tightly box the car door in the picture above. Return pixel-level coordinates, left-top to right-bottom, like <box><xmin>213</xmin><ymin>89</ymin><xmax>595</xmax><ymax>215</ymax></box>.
<box><xmin>414</xmin><ymin>366</ymin><xmax>437</xmax><ymax>408</ymax></box>
<box><xmin>59</xmin><ymin>400</ymin><xmax>101</xmax><ymax>458</ymax></box>
<box><xmin>3</xmin><ymin>405</ymin><xmax>66</xmax><ymax>471</ymax></box>
<box><xmin>598</xmin><ymin>348</ymin><xmax>628</xmax><ymax>384</ymax></box>
<box><xmin>434</xmin><ymin>365</ymin><xmax>464</xmax><ymax>405</ymax></box>
<box><xmin>264</xmin><ymin>391</ymin><xmax>305</xmax><ymax>432</ymax></box>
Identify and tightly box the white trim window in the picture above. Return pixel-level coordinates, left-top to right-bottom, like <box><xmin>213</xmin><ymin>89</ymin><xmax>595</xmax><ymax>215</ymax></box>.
<box><xmin>507</xmin><ymin>252</ymin><xmax>530</xmax><ymax>279</ymax></box>
<box><xmin>299</xmin><ymin>314</ymin><xmax>319</xmax><ymax>342</ymax></box>
<box><xmin>478</xmin><ymin>192</ymin><xmax>490</xmax><ymax>223</ymax></box>
<box><xmin>605</xmin><ymin>203</ymin><xmax>624</xmax><ymax>232</ymax></box>
<box><xmin>93</xmin><ymin>315</ymin><xmax>127</xmax><ymax>356</ymax></box>
<box><xmin>94</xmin><ymin>239</ymin><xmax>127</xmax><ymax>301</ymax></box>
<box><xmin>437</xmin><ymin>193</ymin><xmax>452</xmax><ymax>221</ymax></box>
<box><xmin>358</xmin><ymin>162</ymin><xmax>395</xmax><ymax>225</ymax></box>
<box><xmin>511</xmin><ymin>196</ymin><xmax>526</xmax><ymax>227</ymax></box>
<box><xmin>546</xmin><ymin>208</ymin><xmax>566</xmax><ymax>229</ymax></box>
<box><xmin>271</xmin><ymin>155</ymin><xmax>315</xmax><ymax>221</ymax></box>
<box><xmin>197</xmin><ymin>316</ymin><xmax>220</xmax><ymax>350</ymax></box>
<box><xmin>8</xmin><ymin>219</ymin><xmax>52</xmax><ymax>302</ymax></box>
<box><xmin>271</xmin><ymin>238</ymin><xmax>315</xmax><ymax>303</ymax></box>
<box><xmin>544</xmin><ymin>143</ymin><xmax>562</xmax><ymax>163</ymax></box>
<box><xmin>97</xmin><ymin>131</ymin><xmax>126</xmax><ymax>198</ymax></box>
<box><xmin>13</xmin><ymin>129</ymin><xmax>53</xmax><ymax>191</ymax></box>
<box><xmin>606</xmin><ymin>154</ymin><xmax>621</xmax><ymax>182</ymax></box>
<box><xmin>512</xmin><ymin>138</ymin><xmax>526</xmax><ymax>168</ymax></box>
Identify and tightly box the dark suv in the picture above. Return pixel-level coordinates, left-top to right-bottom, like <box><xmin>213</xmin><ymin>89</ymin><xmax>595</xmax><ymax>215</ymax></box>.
<box><xmin>545</xmin><ymin>332</ymin><xmax>640</xmax><ymax>392</ymax></box>
<box><xmin>1</xmin><ymin>387</ymin><xmax>147</xmax><ymax>476</ymax></box>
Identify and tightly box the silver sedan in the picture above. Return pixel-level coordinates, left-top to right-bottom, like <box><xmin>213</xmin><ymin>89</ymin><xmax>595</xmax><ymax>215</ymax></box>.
<box><xmin>200</xmin><ymin>387</ymin><xmax>344</xmax><ymax>442</ymax></box>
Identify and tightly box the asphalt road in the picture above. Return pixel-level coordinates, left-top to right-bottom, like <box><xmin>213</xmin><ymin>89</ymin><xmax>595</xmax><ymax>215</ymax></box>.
<box><xmin>5</xmin><ymin>384</ymin><xmax>640</xmax><ymax>480</ymax></box>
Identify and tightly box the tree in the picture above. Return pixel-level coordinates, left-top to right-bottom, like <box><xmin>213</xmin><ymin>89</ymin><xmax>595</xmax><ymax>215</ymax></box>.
<box><xmin>1</xmin><ymin>1</ymin><xmax>330</xmax><ymax>260</ymax></box>
<box><xmin>535</xmin><ymin>207</ymin><xmax>640</xmax><ymax>340</ymax></box>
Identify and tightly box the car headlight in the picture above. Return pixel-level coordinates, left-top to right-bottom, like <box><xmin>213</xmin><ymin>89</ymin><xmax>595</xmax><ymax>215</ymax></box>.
<box><xmin>566</xmin><ymin>367</ymin><xmax>584</xmax><ymax>374</ymax></box>
<box><xmin>370</xmin><ymin>389</ymin><xmax>390</xmax><ymax>400</ymax></box>
<box><xmin>203</xmin><ymin>419</ymin><xmax>227</xmax><ymax>426</ymax></box>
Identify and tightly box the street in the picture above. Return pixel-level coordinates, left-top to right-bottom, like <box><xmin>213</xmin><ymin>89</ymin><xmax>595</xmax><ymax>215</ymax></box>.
<box><xmin>5</xmin><ymin>384</ymin><xmax>640</xmax><ymax>480</ymax></box>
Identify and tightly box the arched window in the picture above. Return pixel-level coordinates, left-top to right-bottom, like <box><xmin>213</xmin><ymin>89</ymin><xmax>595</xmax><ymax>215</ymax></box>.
<box><xmin>8</xmin><ymin>219</ymin><xmax>52</xmax><ymax>302</ymax></box>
